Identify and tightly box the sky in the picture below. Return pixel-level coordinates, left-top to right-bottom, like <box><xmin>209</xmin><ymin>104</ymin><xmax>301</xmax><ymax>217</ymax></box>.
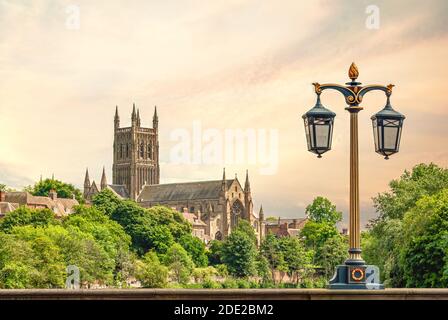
<box><xmin>1</xmin><ymin>0</ymin><xmax>448</xmax><ymax>228</ymax></box>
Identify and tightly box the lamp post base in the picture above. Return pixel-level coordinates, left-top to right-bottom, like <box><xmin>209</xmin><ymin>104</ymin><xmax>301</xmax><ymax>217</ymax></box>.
<box><xmin>328</xmin><ymin>264</ymin><xmax>384</xmax><ymax>290</ymax></box>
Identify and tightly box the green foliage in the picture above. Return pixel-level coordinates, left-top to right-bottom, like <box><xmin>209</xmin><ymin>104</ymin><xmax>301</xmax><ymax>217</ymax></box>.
<box><xmin>111</xmin><ymin>202</ymin><xmax>190</xmax><ymax>255</ymax></box>
<box><xmin>221</xmin><ymin>230</ymin><xmax>258</xmax><ymax>278</ymax></box>
<box><xmin>364</xmin><ymin>163</ymin><xmax>448</xmax><ymax>288</ymax></box>
<box><xmin>300</xmin><ymin>220</ymin><xmax>339</xmax><ymax>250</ymax></box>
<box><xmin>192</xmin><ymin>266</ymin><xmax>218</xmax><ymax>284</ymax></box>
<box><xmin>306</xmin><ymin>196</ymin><xmax>342</xmax><ymax>224</ymax></box>
<box><xmin>25</xmin><ymin>178</ymin><xmax>84</xmax><ymax>204</ymax></box>
<box><xmin>135</xmin><ymin>251</ymin><xmax>168</xmax><ymax>288</ymax></box>
<box><xmin>0</xmin><ymin>206</ymin><xmax>59</xmax><ymax>233</ymax></box>
<box><xmin>260</xmin><ymin>234</ymin><xmax>286</xmax><ymax>283</ymax></box>
<box><xmin>234</xmin><ymin>220</ymin><xmax>257</xmax><ymax>244</ymax></box>
<box><xmin>92</xmin><ymin>189</ymin><xmax>121</xmax><ymax>216</ymax></box>
<box><xmin>315</xmin><ymin>235</ymin><xmax>348</xmax><ymax>279</ymax></box>
<box><xmin>0</xmin><ymin>233</ymin><xmax>38</xmax><ymax>288</ymax></box>
<box><xmin>260</xmin><ymin>234</ymin><xmax>314</xmax><ymax>285</ymax></box>
<box><xmin>372</xmin><ymin>163</ymin><xmax>448</xmax><ymax>222</ymax></box>
<box><xmin>0</xmin><ymin>203</ymin><xmax>134</xmax><ymax>288</ymax></box>
<box><xmin>278</xmin><ymin>236</ymin><xmax>314</xmax><ymax>283</ymax></box>
<box><xmin>179</xmin><ymin>234</ymin><xmax>208</xmax><ymax>267</ymax></box>
<box><xmin>164</xmin><ymin>243</ymin><xmax>194</xmax><ymax>284</ymax></box>
<box><xmin>208</xmin><ymin>240</ymin><xmax>223</xmax><ymax>266</ymax></box>
<box><xmin>399</xmin><ymin>190</ymin><xmax>448</xmax><ymax>287</ymax></box>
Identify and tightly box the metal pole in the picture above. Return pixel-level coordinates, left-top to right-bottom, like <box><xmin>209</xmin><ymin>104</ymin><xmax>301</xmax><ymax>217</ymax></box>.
<box><xmin>348</xmin><ymin>110</ymin><xmax>363</xmax><ymax>264</ymax></box>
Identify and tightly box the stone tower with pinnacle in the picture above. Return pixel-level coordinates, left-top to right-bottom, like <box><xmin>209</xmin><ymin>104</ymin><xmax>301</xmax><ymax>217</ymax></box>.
<box><xmin>112</xmin><ymin>104</ymin><xmax>160</xmax><ymax>200</ymax></box>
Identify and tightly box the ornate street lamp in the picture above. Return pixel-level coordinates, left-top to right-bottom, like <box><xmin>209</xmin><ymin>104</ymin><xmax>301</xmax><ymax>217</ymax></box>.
<box><xmin>371</xmin><ymin>95</ymin><xmax>405</xmax><ymax>159</ymax></box>
<box><xmin>302</xmin><ymin>95</ymin><xmax>336</xmax><ymax>158</ymax></box>
<box><xmin>302</xmin><ymin>63</ymin><xmax>405</xmax><ymax>289</ymax></box>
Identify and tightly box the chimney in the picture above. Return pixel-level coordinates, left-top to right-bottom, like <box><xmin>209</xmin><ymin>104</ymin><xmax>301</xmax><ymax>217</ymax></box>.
<box><xmin>197</xmin><ymin>209</ymin><xmax>201</xmax><ymax>221</ymax></box>
<box><xmin>49</xmin><ymin>189</ymin><xmax>57</xmax><ymax>200</ymax></box>
<box><xmin>0</xmin><ymin>191</ymin><xmax>5</xmax><ymax>202</ymax></box>
<box><xmin>292</xmin><ymin>219</ymin><xmax>299</xmax><ymax>229</ymax></box>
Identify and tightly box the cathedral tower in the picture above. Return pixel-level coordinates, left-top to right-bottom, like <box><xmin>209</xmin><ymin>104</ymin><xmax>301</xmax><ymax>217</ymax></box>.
<box><xmin>112</xmin><ymin>104</ymin><xmax>160</xmax><ymax>200</ymax></box>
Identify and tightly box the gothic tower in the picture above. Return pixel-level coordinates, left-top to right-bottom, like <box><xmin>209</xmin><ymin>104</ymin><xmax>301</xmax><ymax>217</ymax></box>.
<box><xmin>112</xmin><ymin>104</ymin><xmax>160</xmax><ymax>200</ymax></box>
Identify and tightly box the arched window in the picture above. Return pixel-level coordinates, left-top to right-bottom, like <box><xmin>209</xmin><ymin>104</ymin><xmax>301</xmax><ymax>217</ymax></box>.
<box><xmin>231</xmin><ymin>200</ymin><xmax>244</xmax><ymax>229</ymax></box>
<box><xmin>126</xmin><ymin>144</ymin><xmax>129</xmax><ymax>158</ymax></box>
<box><xmin>215</xmin><ymin>231</ymin><xmax>222</xmax><ymax>241</ymax></box>
<box><xmin>190</xmin><ymin>206</ymin><xmax>195</xmax><ymax>213</ymax></box>
<box><xmin>119</xmin><ymin>144</ymin><xmax>123</xmax><ymax>158</ymax></box>
<box><xmin>140</xmin><ymin>143</ymin><xmax>144</xmax><ymax>158</ymax></box>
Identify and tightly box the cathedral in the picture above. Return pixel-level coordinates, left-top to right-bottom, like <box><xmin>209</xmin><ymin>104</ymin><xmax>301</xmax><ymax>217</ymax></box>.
<box><xmin>83</xmin><ymin>104</ymin><xmax>265</xmax><ymax>243</ymax></box>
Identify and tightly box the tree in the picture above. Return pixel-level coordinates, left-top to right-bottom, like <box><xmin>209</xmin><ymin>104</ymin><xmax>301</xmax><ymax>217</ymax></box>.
<box><xmin>135</xmin><ymin>251</ymin><xmax>168</xmax><ymax>288</ymax></box>
<box><xmin>306</xmin><ymin>196</ymin><xmax>342</xmax><ymax>224</ymax></box>
<box><xmin>92</xmin><ymin>188</ymin><xmax>121</xmax><ymax>216</ymax></box>
<box><xmin>111</xmin><ymin>202</ymin><xmax>190</xmax><ymax>255</ymax></box>
<box><xmin>315</xmin><ymin>235</ymin><xmax>348</xmax><ymax>279</ymax></box>
<box><xmin>208</xmin><ymin>240</ymin><xmax>223</xmax><ymax>266</ymax></box>
<box><xmin>300</xmin><ymin>220</ymin><xmax>339</xmax><ymax>253</ymax></box>
<box><xmin>260</xmin><ymin>234</ymin><xmax>286</xmax><ymax>284</ymax></box>
<box><xmin>372</xmin><ymin>163</ymin><xmax>448</xmax><ymax>222</ymax></box>
<box><xmin>234</xmin><ymin>220</ymin><xmax>257</xmax><ymax>244</ymax></box>
<box><xmin>63</xmin><ymin>205</ymin><xmax>133</xmax><ymax>285</ymax></box>
<box><xmin>221</xmin><ymin>230</ymin><xmax>258</xmax><ymax>278</ymax></box>
<box><xmin>179</xmin><ymin>234</ymin><xmax>208</xmax><ymax>267</ymax></box>
<box><xmin>0</xmin><ymin>207</ymin><xmax>58</xmax><ymax>233</ymax></box>
<box><xmin>399</xmin><ymin>189</ymin><xmax>448</xmax><ymax>287</ymax></box>
<box><xmin>364</xmin><ymin>163</ymin><xmax>448</xmax><ymax>287</ymax></box>
<box><xmin>164</xmin><ymin>243</ymin><xmax>194</xmax><ymax>284</ymax></box>
<box><xmin>25</xmin><ymin>178</ymin><xmax>84</xmax><ymax>204</ymax></box>
<box><xmin>0</xmin><ymin>233</ymin><xmax>38</xmax><ymax>288</ymax></box>
<box><xmin>278</xmin><ymin>236</ymin><xmax>314</xmax><ymax>285</ymax></box>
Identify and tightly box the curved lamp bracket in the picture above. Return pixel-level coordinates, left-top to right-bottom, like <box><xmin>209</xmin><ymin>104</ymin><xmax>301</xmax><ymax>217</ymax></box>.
<box><xmin>313</xmin><ymin>82</ymin><xmax>394</xmax><ymax>107</ymax></box>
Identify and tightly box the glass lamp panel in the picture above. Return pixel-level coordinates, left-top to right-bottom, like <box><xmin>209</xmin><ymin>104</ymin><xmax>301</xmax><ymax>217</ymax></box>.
<box><xmin>396</xmin><ymin>124</ymin><xmax>402</xmax><ymax>150</ymax></box>
<box><xmin>383</xmin><ymin>122</ymin><xmax>399</xmax><ymax>150</ymax></box>
<box><xmin>372</xmin><ymin>119</ymin><xmax>379</xmax><ymax>152</ymax></box>
<box><xmin>304</xmin><ymin>118</ymin><xmax>311</xmax><ymax>150</ymax></box>
<box><xmin>315</xmin><ymin>121</ymin><xmax>330</xmax><ymax>149</ymax></box>
<box><xmin>378</xmin><ymin>120</ymin><xmax>383</xmax><ymax>150</ymax></box>
<box><xmin>328</xmin><ymin>122</ymin><xmax>334</xmax><ymax>149</ymax></box>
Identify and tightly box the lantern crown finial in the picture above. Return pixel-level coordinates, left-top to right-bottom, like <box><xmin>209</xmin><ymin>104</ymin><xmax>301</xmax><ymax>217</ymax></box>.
<box><xmin>348</xmin><ymin>62</ymin><xmax>359</xmax><ymax>81</ymax></box>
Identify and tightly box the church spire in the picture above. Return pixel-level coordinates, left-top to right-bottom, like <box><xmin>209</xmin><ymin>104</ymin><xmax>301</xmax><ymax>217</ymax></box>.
<box><xmin>100</xmin><ymin>166</ymin><xmax>107</xmax><ymax>190</ymax></box>
<box><xmin>136</xmin><ymin>108</ymin><xmax>141</xmax><ymax>127</ymax></box>
<box><xmin>153</xmin><ymin>105</ymin><xmax>158</xmax><ymax>130</ymax></box>
<box><xmin>221</xmin><ymin>168</ymin><xmax>226</xmax><ymax>191</ymax></box>
<box><xmin>131</xmin><ymin>103</ymin><xmax>137</xmax><ymax>126</ymax></box>
<box><xmin>84</xmin><ymin>168</ymin><xmax>90</xmax><ymax>187</ymax></box>
<box><xmin>83</xmin><ymin>168</ymin><xmax>90</xmax><ymax>198</ymax></box>
<box><xmin>244</xmin><ymin>169</ymin><xmax>251</xmax><ymax>192</ymax></box>
<box><xmin>114</xmin><ymin>106</ymin><xmax>120</xmax><ymax>129</ymax></box>
<box><xmin>259</xmin><ymin>205</ymin><xmax>264</xmax><ymax>220</ymax></box>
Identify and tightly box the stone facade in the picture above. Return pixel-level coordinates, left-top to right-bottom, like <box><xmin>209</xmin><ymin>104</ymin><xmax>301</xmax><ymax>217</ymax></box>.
<box><xmin>137</xmin><ymin>169</ymin><xmax>265</xmax><ymax>243</ymax></box>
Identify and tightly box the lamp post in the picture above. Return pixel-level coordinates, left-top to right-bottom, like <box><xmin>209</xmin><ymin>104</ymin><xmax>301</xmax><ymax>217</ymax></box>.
<box><xmin>302</xmin><ymin>63</ymin><xmax>405</xmax><ymax>289</ymax></box>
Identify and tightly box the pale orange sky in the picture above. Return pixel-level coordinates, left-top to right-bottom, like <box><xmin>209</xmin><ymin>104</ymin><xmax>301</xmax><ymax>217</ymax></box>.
<box><xmin>1</xmin><ymin>0</ymin><xmax>448</xmax><ymax>227</ymax></box>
